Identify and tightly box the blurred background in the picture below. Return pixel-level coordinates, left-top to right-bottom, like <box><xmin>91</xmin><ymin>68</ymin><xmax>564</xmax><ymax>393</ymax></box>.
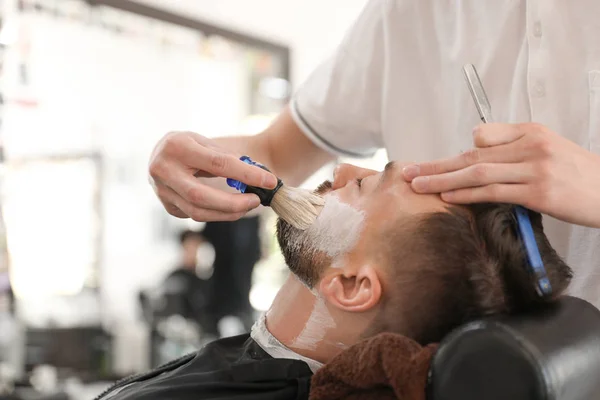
<box><xmin>0</xmin><ymin>0</ymin><xmax>388</xmax><ymax>398</ymax></box>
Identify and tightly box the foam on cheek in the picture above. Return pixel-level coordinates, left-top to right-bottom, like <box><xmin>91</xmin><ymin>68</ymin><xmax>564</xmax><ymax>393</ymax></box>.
<box><xmin>283</xmin><ymin>196</ymin><xmax>363</xmax><ymax>352</ymax></box>
<box><xmin>291</xmin><ymin>296</ymin><xmax>336</xmax><ymax>351</ymax></box>
<box><xmin>303</xmin><ymin>194</ymin><xmax>365</xmax><ymax>258</ymax></box>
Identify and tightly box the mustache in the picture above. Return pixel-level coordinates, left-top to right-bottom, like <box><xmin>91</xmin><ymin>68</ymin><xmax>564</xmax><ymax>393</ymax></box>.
<box><xmin>315</xmin><ymin>180</ymin><xmax>332</xmax><ymax>195</ymax></box>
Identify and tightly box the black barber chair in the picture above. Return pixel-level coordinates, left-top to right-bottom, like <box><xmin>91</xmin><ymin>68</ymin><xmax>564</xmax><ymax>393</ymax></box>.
<box><xmin>428</xmin><ymin>296</ymin><xmax>600</xmax><ymax>400</ymax></box>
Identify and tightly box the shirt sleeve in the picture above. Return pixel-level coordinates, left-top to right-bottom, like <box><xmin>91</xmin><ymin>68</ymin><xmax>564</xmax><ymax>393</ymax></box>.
<box><xmin>290</xmin><ymin>0</ymin><xmax>389</xmax><ymax>158</ymax></box>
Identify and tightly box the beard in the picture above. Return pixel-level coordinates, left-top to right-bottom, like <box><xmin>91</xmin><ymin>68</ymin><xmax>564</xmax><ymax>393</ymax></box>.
<box><xmin>276</xmin><ymin>180</ymin><xmax>332</xmax><ymax>287</ymax></box>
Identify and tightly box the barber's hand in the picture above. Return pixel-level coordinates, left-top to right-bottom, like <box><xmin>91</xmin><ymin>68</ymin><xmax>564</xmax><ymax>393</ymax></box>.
<box><xmin>402</xmin><ymin>123</ymin><xmax>600</xmax><ymax>228</ymax></box>
<box><xmin>148</xmin><ymin>131</ymin><xmax>278</xmax><ymax>221</ymax></box>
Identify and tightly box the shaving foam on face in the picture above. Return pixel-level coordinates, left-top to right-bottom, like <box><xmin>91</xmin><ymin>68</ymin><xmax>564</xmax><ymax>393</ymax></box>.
<box><xmin>288</xmin><ymin>194</ymin><xmax>365</xmax><ymax>259</ymax></box>
<box><xmin>290</xmin><ymin>296</ymin><xmax>336</xmax><ymax>351</ymax></box>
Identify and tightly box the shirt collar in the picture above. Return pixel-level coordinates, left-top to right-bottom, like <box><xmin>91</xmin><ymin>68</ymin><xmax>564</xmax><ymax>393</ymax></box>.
<box><xmin>250</xmin><ymin>313</ymin><xmax>324</xmax><ymax>374</ymax></box>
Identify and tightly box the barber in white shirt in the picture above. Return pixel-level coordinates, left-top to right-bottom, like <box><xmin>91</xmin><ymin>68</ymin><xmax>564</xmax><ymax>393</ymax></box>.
<box><xmin>148</xmin><ymin>1</ymin><xmax>600</xmax><ymax>305</ymax></box>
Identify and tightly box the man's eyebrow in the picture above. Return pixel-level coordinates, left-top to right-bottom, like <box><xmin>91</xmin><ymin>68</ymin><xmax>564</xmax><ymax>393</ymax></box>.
<box><xmin>377</xmin><ymin>161</ymin><xmax>397</xmax><ymax>188</ymax></box>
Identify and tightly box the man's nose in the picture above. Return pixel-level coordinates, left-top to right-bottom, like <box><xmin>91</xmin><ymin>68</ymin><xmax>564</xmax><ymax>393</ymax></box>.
<box><xmin>332</xmin><ymin>163</ymin><xmax>378</xmax><ymax>190</ymax></box>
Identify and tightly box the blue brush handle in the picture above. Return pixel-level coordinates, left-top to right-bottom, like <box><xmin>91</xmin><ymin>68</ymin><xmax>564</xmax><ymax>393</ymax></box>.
<box><xmin>226</xmin><ymin>156</ymin><xmax>253</xmax><ymax>193</ymax></box>
<box><xmin>226</xmin><ymin>156</ymin><xmax>283</xmax><ymax>207</ymax></box>
<box><xmin>514</xmin><ymin>206</ymin><xmax>552</xmax><ymax>296</ymax></box>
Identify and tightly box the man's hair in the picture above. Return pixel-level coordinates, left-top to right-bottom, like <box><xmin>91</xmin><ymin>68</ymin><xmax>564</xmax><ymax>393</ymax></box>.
<box><xmin>371</xmin><ymin>203</ymin><xmax>573</xmax><ymax>344</ymax></box>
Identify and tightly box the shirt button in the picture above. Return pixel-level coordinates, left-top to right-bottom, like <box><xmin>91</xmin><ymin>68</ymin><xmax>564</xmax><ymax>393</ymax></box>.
<box><xmin>533</xmin><ymin>21</ymin><xmax>542</xmax><ymax>38</ymax></box>
<box><xmin>532</xmin><ymin>81</ymin><xmax>546</xmax><ymax>97</ymax></box>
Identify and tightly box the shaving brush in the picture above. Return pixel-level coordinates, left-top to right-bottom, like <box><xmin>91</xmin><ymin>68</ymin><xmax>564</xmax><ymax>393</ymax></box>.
<box><xmin>227</xmin><ymin>156</ymin><xmax>325</xmax><ymax>230</ymax></box>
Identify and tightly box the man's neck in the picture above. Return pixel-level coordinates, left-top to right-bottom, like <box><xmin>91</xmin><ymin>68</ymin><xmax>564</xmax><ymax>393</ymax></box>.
<box><xmin>265</xmin><ymin>275</ymin><xmax>353</xmax><ymax>365</ymax></box>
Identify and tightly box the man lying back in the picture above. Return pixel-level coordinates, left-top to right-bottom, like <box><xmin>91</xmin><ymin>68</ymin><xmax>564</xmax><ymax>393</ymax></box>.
<box><xmin>101</xmin><ymin>162</ymin><xmax>572</xmax><ymax>400</ymax></box>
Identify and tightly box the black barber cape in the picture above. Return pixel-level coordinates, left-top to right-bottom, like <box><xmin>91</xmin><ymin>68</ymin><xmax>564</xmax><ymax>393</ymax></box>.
<box><xmin>94</xmin><ymin>334</ymin><xmax>313</xmax><ymax>400</ymax></box>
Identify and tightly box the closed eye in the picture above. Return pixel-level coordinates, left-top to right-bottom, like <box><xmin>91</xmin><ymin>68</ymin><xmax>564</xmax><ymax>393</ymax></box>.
<box><xmin>355</xmin><ymin>178</ymin><xmax>363</xmax><ymax>188</ymax></box>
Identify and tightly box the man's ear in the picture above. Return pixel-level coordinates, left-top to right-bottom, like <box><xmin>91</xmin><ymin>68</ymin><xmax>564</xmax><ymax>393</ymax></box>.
<box><xmin>318</xmin><ymin>264</ymin><xmax>382</xmax><ymax>312</ymax></box>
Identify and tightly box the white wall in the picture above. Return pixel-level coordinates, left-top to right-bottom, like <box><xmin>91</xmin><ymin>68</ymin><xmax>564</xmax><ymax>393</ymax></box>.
<box><xmin>136</xmin><ymin>0</ymin><xmax>369</xmax><ymax>86</ymax></box>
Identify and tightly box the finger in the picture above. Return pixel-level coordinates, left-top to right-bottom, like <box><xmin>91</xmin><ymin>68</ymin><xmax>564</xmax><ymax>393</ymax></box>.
<box><xmin>333</xmin><ymin>163</ymin><xmax>378</xmax><ymax>190</ymax></box>
<box><xmin>149</xmin><ymin>176</ymin><xmax>189</xmax><ymax>218</ymax></box>
<box><xmin>157</xmin><ymin>184</ymin><xmax>248</xmax><ymax>222</ymax></box>
<box><xmin>411</xmin><ymin>163</ymin><xmax>533</xmax><ymax>194</ymax></box>
<box><xmin>163</xmin><ymin>202</ymin><xmax>189</xmax><ymax>219</ymax></box>
<box><xmin>402</xmin><ymin>143</ymin><xmax>525</xmax><ymax>181</ymax></box>
<box><xmin>472</xmin><ymin>123</ymin><xmax>526</xmax><ymax>148</ymax></box>
<box><xmin>440</xmin><ymin>183</ymin><xmax>530</xmax><ymax>206</ymax></box>
<box><xmin>173</xmin><ymin>137</ymin><xmax>278</xmax><ymax>189</ymax></box>
<box><xmin>167</xmin><ymin>167</ymin><xmax>261</xmax><ymax>213</ymax></box>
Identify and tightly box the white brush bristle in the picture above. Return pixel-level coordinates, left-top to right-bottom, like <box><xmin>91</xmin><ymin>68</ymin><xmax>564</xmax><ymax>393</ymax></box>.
<box><xmin>271</xmin><ymin>185</ymin><xmax>325</xmax><ymax>230</ymax></box>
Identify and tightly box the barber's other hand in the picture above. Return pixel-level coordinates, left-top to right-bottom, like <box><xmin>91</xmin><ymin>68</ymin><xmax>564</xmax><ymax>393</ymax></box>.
<box><xmin>402</xmin><ymin>123</ymin><xmax>600</xmax><ymax>228</ymax></box>
<box><xmin>148</xmin><ymin>131</ymin><xmax>278</xmax><ymax>221</ymax></box>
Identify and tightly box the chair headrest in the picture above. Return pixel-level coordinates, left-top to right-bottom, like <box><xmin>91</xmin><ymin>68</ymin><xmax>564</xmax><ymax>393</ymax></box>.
<box><xmin>427</xmin><ymin>296</ymin><xmax>600</xmax><ymax>400</ymax></box>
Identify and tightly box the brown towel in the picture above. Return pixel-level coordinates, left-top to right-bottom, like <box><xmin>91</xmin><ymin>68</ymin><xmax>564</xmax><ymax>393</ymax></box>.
<box><xmin>309</xmin><ymin>333</ymin><xmax>438</xmax><ymax>400</ymax></box>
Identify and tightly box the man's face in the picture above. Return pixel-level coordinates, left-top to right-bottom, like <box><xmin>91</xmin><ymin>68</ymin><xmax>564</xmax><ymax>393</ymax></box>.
<box><xmin>277</xmin><ymin>162</ymin><xmax>447</xmax><ymax>286</ymax></box>
<box><xmin>329</xmin><ymin>161</ymin><xmax>447</xmax><ymax>229</ymax></box>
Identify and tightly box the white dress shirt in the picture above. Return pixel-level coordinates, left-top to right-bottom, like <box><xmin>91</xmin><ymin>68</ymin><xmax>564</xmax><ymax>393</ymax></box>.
<box><xmin>251</xmin><ymin>313</ymin><xmax>324</xmax><ymax>373</ymax></box>
<box><xmin>291</xmin><ymin>0</ymin><xmax>600</xmax><ymax>306</ymax></box>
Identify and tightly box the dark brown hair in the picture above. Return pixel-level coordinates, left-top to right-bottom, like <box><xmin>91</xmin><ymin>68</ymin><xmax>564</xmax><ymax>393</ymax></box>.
<box><xmin>276</xmin><ymin>218</ymin><xmax>328</xmax><ymax>288</ymax></box>
<box><xmin>372</xmin><ymin>203</ymin><xmax>573</xmax><ymax>345</ymax></box>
